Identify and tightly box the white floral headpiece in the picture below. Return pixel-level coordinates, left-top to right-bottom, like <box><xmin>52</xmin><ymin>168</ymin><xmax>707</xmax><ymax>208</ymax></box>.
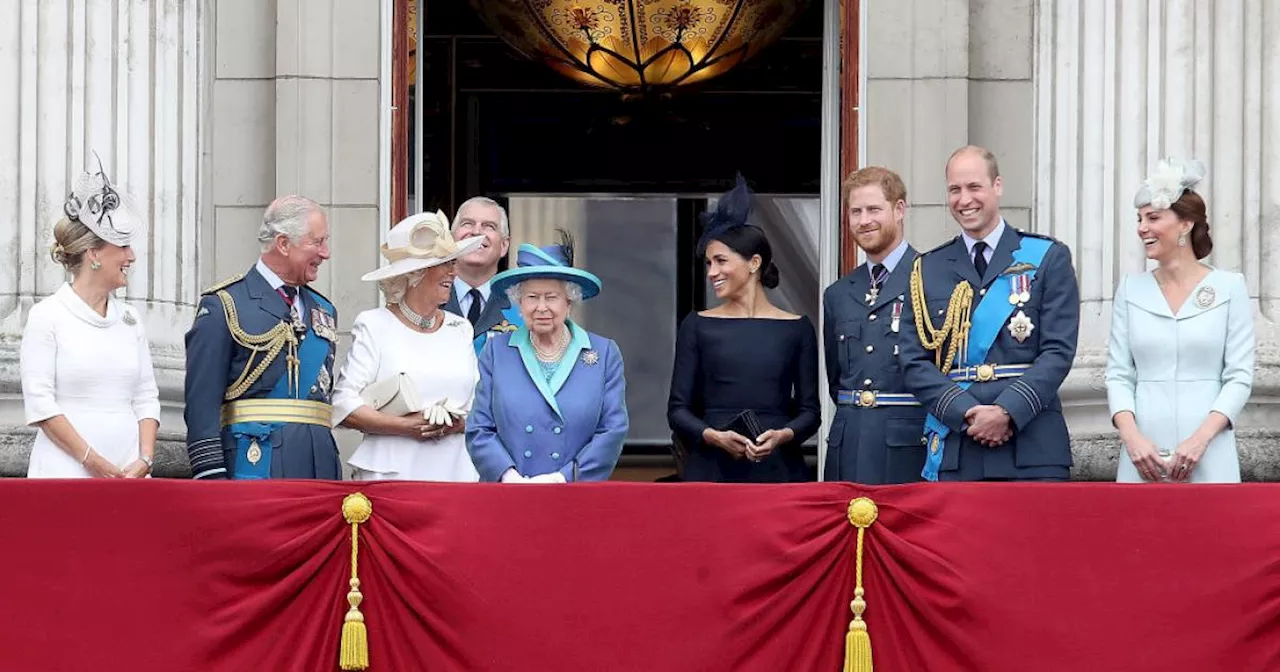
<box><xmin>1133</xmin><ymin>158</ymin><xmax>1206</xmax><ymax>210</ymax></box>
<box><xmin>62</xmin><ymin>153</ymin><xmax>139</xmax><ymax>247</ymax></box>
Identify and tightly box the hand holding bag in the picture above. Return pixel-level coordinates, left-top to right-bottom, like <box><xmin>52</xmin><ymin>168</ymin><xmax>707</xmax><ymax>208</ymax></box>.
<box><xmin>359</xmin><ymin>373</ymin><xmax>423</xmax><ymax>416</ymax></box>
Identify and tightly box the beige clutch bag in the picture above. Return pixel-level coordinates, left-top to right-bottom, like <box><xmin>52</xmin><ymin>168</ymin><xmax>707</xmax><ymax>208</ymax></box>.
<box><xmin>360</xmin><ymin>373</ymin><xmax>423</xmax><ymax>416</ymax></box>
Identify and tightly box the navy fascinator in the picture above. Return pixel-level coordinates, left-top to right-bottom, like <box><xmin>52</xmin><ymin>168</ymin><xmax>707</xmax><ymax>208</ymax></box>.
<box><xmin>697</xmin><ymin>173</ymin><xmax>755</xmax><ymax>255</ymax></box>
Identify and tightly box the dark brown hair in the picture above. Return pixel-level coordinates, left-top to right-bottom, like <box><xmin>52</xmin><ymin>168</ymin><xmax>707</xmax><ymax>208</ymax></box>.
<box><xmin>1170</xmin><ymin>189</ymin><xmax>1212</xmax><ymax>260</ymax></box>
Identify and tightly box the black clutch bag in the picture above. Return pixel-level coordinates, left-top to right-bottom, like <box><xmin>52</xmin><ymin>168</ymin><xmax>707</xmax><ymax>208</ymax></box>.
<box><xmin>723</xmin><ymin>409</ymin><xmax>765</xmax><ymax>442</ymax></box>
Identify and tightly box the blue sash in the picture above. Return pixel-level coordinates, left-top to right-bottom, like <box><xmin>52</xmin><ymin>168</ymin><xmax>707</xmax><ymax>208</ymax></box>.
<box><xmin>473</xmin><ymin>306</ymin><xmax>525</xmax><ymax>356</ymax></box>
<box><xmin>921</xmin><ymin>237</ymin><xmax>1052</xmax><ymax>481</ymax></box>
<box><xmin>229</xmin><ymin>295</ymin><xmax>332</xmax><ymax>479</ymax></box>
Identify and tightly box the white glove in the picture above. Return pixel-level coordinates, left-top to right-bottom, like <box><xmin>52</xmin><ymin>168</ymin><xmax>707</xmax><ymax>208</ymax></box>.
<box><xmin>423</xmin><ymin>399</ymin><xmax>468</xmax><ymax>427</ymax></box>
<box><xmin>526</xmin><ymin>472</ymin><xmax>567</xmax><ymax>484</ymax></box>
<box><xmin>500</xmin><ymin>468</ymin><xmax>530</xmax><ymax>483</ymax></box>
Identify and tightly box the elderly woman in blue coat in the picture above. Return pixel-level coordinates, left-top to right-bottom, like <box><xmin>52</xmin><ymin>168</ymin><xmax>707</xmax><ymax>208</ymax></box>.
<box><xmin>466</xmin><ymin>232</ymin><xmax>629</xmax><ymax>483</ymax></box>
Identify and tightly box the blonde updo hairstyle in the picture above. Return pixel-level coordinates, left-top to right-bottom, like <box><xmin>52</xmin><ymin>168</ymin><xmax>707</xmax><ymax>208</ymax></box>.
<box><xmin>50</xmin><ymin>217</ymin><xmax>106</xmax><ymax>274</ymax></box>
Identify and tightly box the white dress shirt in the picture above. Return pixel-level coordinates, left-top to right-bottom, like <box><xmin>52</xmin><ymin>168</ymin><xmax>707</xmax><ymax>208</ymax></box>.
<box><xmin>255</xmin><ymin>259</ymin><xmax>302</xmax><ymax>313</ymax></box>
<box><xmin>961</xmin><ymin>218</ymin><xmax>1007</xmax><ymax>265</ymax></box>
<box><xmin>453</xmin><ymin>277</ymin><xmax>492</xmax><ymax>316</ymax></box>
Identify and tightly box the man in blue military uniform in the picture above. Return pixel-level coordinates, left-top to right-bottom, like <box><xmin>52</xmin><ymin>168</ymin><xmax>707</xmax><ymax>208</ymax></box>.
<box><xmin>823</xmin><ymin>166</ymin><xmax>926</xmax><ymax>484</ymax></box>
<box><xmin>443</xmin><ymin>196</ymin><xmax>523</xmax><ymax>354</ymax></box>
<box><xmin>184</xmin><ymin>195</ymin><xmax>342</xmax><ymax>480</ymax></box>
<box><xmin>900</xmin><ymin>146</ymin><xmax>1080</xmax><ymax>481</ymax></box>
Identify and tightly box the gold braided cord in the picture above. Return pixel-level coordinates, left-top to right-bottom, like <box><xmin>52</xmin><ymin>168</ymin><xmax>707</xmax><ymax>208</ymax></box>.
<box><xmin>217</xmin><ymin>290</ymin><xmax>299</xmax><ymax>400</ymax></box>
<box><xmin>340</xmin><ymin>493</ymin><xmax>372</xmax><ymax>670</ymax></box>
<box><xmin>844</xmin><ymin>498</ymin><xmax>879</xmax><ymax>672</ymax></box>
<box><xmin>908</xmin><ymin>257</ymin><xmax>974</xmax><ymax>373</ymax></box>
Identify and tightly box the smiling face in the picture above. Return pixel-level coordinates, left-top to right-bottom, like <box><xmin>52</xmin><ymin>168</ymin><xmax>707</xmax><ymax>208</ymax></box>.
<box><xmin>453</xmin><ymin>202</ymin><xmax>509</xmax><ymax>271</ymax></box>
<box><xmin>1136</xmin><ymin>206</ymin><xmax>1192</xmax><ymax>262</ymax></box>
<box><xmin>946</xmin><ymin>150</ymin><xmax>1003</xmax><ymax>238</ymax></box>
<box><xmin>847</xmin><ymin>184</ymin><xmax>905</xmax><ymax>259</ymax></box>
<box><xmin>410</xmin><ymin>260</ymin><xmax>458</xmax><ymax>308</ymax></box>
<box><xmin>516</xmin><ymin>278</ymin><xmax>571</xmax><ymax>337</ymax></box>
<box><xmin>275</xmin><ymin>210</ymin><xmax>331</xmax><ymax>285</ymax></box>
<box><xmin>84</xmin><ymin>242</ymin><xmax>135</xmax><ymax>290</ymax></box>
<box><xmin>704</xmin><ymin>239</ymin><xmax>759</xmax><ymax>300</ymax></box>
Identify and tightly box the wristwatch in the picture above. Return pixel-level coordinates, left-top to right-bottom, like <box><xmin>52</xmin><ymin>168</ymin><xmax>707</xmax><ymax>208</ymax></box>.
<box><xmin>140</xmin><ymin>455</ymin><xmax>154</xmax><ymax>469</ymax></box>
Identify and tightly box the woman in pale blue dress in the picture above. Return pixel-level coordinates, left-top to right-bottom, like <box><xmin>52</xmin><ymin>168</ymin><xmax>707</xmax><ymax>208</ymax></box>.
<box><xmin>1106</xmin><ymin>159</ymin><xmax>1254</xmax><ymax>483</ymax></box>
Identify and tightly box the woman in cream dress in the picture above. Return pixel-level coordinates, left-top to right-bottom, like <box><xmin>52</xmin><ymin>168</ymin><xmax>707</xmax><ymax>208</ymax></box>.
<box><xmin>331</xmin><ymin>211</ymin><xmax>486</xmax><ymax>481</ymax></box>
<box><xmin>21</xmin><ymin>160</ymin><xmax>160</xmax><ymax>478</ymax></box>
<box><xmin>1106</xmin><ymin>159</ymin><xmax>1253</xmax><ymax>483</ymax></box>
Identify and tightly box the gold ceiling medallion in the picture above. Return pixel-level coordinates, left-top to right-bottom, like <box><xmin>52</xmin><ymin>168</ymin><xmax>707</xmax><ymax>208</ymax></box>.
<box><xmin>467</xmin><ymin>0</ymin><xmax>808</xmax><ymax>93</ymax></box>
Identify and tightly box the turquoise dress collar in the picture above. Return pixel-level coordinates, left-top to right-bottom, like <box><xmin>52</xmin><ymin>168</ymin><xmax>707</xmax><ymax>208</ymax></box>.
<box><xmin>509</xmin><ymin>321</ymin><xmax>592</xmax><ymax>418</ymax></box>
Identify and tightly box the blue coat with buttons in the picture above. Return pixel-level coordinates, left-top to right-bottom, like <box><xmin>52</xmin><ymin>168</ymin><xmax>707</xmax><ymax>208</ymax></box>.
<box><xmin>822</xmin><ymin>246</ymin><xmax>927</xmax><ymax>484</ymax></box>
<box><xmin>466</xmin><ymin>322</ymin><xmax>629</xmax><ymax>482</ymax></box>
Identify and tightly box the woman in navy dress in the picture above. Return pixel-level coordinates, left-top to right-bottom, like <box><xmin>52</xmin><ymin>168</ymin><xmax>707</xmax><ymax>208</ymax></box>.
<box><xmin>667</xmin><ymin>176</ymin><xmax>820</xmax><ymax>482</ymax></box>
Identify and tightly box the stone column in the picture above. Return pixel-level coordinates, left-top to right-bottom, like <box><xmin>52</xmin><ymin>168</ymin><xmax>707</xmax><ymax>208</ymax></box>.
<box><xmin>0</xmin><ymin>0</ymin><xmax>204</xmax><ymax>476</ymax></box>
<box><xmin>1034</xmin><ymin>0</ymin><xmax>1280</xmax><ymax>479</ymax></box>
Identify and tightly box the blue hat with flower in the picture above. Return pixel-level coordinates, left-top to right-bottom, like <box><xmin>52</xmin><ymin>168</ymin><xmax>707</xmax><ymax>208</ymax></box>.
<box><xmin>489</xmin><ymin>230</ymin><xmax>603</xmax><ymax>301</ymax></box>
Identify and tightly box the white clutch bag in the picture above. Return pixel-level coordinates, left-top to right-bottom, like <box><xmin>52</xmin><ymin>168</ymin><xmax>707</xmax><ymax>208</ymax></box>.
<box><xmin>360</xmin><ymin>373</ymin><xmax>423</xmax><ymax>416</ymax></box>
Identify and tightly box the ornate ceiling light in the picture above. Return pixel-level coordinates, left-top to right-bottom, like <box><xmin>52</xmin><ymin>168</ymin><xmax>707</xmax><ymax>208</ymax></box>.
<box><xmin>468</xmin><ymin>1</ymin><xmax>809</xmax><ymax>92</ymax></box>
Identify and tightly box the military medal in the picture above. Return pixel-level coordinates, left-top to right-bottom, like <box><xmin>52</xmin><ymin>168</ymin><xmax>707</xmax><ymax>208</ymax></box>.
<box><xmin>1008</xmin><ymin>274</ymin><xmax>1032</xmax><ymax>305</ymax></box>
<box><xmin>247</xmin><ymin>439</ymin><xmax>263</xmax><ymax>465</ymax></box>
<box><xmin>1008</xmin><ymin>310</ymin><xmax>1035</xmax><ymax>343</ymax></box>
<box><xmin>317</xmin><ymin>366</ymin><xmax>332</xmax><ymax>395</ymax></box>
<box><xmin>1195</xmin><ymin>285</ymin><xmax>1216</xmax><ymax>308</ymax></box>
<box><xmin>865</xmin><ymin>287</ymin><xmax>879</xmax><ymax>305</ymax></box>
<box><xmin>290</xmin><ymin>303</ymin><xmax>306</xmax><ymax>334</ymax></box>
<box><xmin>891</xmin><ymin>301</ymin><xmax>903</xmax><ymax>333</ymax></box>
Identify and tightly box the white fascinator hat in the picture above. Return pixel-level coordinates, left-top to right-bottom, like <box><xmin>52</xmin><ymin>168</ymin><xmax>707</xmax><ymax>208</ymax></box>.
<box><xmin>1134</xmin><ymin>158</ymin><xmax>1207</xmax><ymax>210</ymax></box>
<box><xmin>62</xmin><ymin>152</ymin><xmax>141</xmax><ymax>247</ymax></box>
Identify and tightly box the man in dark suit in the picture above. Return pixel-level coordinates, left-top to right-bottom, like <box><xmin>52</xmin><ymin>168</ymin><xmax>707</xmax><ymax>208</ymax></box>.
<box><xmin>823</xmin><ymin>167</ymin><xmax>926</xmax><ymax>484</ymax></box>
<box><xmin>443</xmin><ymin>196</ymin><xmax>523</xmax><ymax>354</ymax></box>
<box><xmin>900</xmin><ymin>146</ymin><xmax>1080</xmax><ymax>481</ymax></box>
<box><xmin>184</xmin><ymin>195</ymin><xmax>342</xmax><ymax>480</ymax></box>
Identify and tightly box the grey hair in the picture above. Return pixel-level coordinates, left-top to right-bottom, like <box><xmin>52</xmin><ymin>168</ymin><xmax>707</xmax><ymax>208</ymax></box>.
<box><xmin>504</xmin><ymin>279</ymin><xmax>583</xmax><ymax>307</ymax></box>
<box><xmin>377</xmin><ymin>268</ymin><xmax>427</xmax><ymax>305</ymax></box>
<box><xmin>259</xmin><ymin>195</ymin><xmax>323</xmax><ymax>250</ymax></box>
<box><xmin>453</xmin><ymin>196</ymin><xmax>509</xmax><ymax>238</ymax></box>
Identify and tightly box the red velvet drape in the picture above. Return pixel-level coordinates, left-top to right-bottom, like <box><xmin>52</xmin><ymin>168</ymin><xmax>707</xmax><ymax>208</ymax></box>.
<box><xmin>4</xmin><ymin>481</ymin><xmax>1279</xmax><ymax>671</ymax></box>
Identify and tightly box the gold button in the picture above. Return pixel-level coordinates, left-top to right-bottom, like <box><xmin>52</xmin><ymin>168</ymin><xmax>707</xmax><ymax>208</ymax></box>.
<box><xmin>863</xmin><ymin>379</ymin><xmax>872</xmax><ymax>386</ymax></box>
<box><xmin>866</xmin><ymin>345</ymin><xmax>874</xmax><ymax>353</ymax></box>
<box><xmin>869</xmin><ymin>314</ymin><xmax>877</xmax><ymax>321</ymax></box>
<box><xmin>979</xmin><ymin>288</ymin><xmax>987</xmax><ymax>296</ymax></box>
<box><xmin>858</xmin><ymin>390</ymin><xmax>876</xmax><ymax>407</ymax></box>
<box><xmin>976</xmin><ymin>363</ymin><xmax>996</xmax><ymax>382</ymax></box>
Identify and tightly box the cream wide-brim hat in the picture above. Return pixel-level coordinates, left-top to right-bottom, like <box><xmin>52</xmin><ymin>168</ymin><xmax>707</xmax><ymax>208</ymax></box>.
<box><xmin>360</xmin><ymin>210</ymin><xmax>486</xmax><ymax>282</ymax></box>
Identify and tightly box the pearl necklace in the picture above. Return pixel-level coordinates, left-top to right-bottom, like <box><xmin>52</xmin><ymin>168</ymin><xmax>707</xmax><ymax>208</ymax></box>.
<box><xmin>398</xmin><ymin>302</ymin><xmax>438</xmax><ymax>331</ymax></box>
<box><xmin>533</xmin><ymin>326</ymin><xmax>571</xmax><ymax>363</ymax></box>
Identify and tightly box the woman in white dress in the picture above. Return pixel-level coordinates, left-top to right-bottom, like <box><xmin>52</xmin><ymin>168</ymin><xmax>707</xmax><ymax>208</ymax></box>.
<box><xmin>332</xmin><ymin>211</ymin><xmax>486</xmax><ymax>481</ymax></box>
<box><xmin>21</xmin><ymin>160</ymin><xmax>160</xmax><ymax>478</ymax></box>
<box><xmin>1106</xmin><ymin>158</ymin><xmax>1254</xmax><ymax>483</ymax></box>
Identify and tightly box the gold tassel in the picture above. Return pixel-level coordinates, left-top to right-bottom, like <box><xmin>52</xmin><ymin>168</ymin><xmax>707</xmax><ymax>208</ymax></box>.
<box><xmin>844</xmin><ymin>497</ymin><xmax>879</xmax><ymax>672</ymax></box>
<box><xmin>340</xmin><ymin>493</ymin><xmax>373</xmax><ymax>671</ymax></box>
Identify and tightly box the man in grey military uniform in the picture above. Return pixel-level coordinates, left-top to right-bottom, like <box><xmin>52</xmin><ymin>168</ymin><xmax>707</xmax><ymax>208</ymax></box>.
<box><xmin>823</xmin><ymin>166</ymin><xmax>925</xmax><ymax>484</ymax></box>
<box><xmin>899</xmin><ymin>146</ymin><xmax>1080</xmax><ymax>482</ymax></box>
<box><xmin>183</xmin><ymin>195</ymin><xmax>342</xmax><ymax>480</ymax></box>
<box><xmin>442</xmin><ymin>196</ymin><xmax>523</xmax><ymax>355</ymax></box>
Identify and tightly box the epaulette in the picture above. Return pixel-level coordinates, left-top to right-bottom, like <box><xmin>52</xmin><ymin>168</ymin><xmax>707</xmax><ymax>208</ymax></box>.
<box><xmin>1016</xmin><ymin>229</ymin><xmax>1062</xmax><ymax>244</ymax></box>
<box><xmin>923</xmin><ymin>236</ymin><xmax>961</xmax><ymax>255</ymax></box>
<box><xmin>201</xmin><ymin>273</ymin><xmax>244</xmax><ymax>295</ymax></box>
